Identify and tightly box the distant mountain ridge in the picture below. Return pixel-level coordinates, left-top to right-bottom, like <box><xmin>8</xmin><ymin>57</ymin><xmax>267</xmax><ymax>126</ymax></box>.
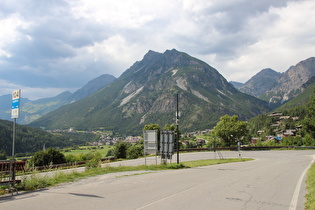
<box><xmin>68</xmin><ymin>74</ymin><xmax>116</xmax><ymax>103</ymax></box>
<box><xmin>262</xmin><ymin>57</ymin><xmax>315</xmax><ymax>106</ymax></box>
<box><xmin>236</xmin><ymin>57</ymin><xmax>315</xmax><ymax>109</ymax></box>
<box><xmin>0</xmin><ymin>74</ymin><xmax>116</xmax><ymax>124</ymax></box>
<box><xmin>230</xmin><ymin>81</ymin><xmax>244</xmax><ymax>89</ymax></box>
<box><xmin>238</xmin><ymin>68</ymin><xmax>281</xmax><ymax>97</ymax></box>
<box><xmin>30</xmin><ymin>49</ymin><xmax>270</xmax><ymax>134</ymax></box>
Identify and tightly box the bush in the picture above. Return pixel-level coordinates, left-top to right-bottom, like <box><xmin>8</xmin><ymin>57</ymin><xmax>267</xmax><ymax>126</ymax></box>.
<box><xmin>30</xmin><ymin>148</ymin><xmax>66</xmax><ymax>166</ymax></box>
<box><xmin>126</xmin><ymin>144</ymin><xmax>143</xmax><ymax>159</ymax></box>
<box><xmin>262</xmin><ymin>140</ymin><xmax>278</xmax><ymax>146</ymax></box>
<box><xmin>106</xmin><ymin>149</ymin><xmax>114</xmax><ymax>157</ymax></box>
<box><xmin>113</xmin><ymin>141</ymin><xmax>129</xmax><ymax>159</ymax></box>
<box><xmin>206</xmin><ymin>138</ymin><xmax>224</xmax><ymax>149</ymax></box>
<box><xmin>77</xmin><ymin>153</ymin><xmax>88</xmax><ymax>161</ymax></box>
<box><xmin>86</xmin><ymin>152</ymin><xmax>102</xmax><ymax>169</ymax></box>
<box><xmin>0</xmin><ymin>150</ymin><xmax>7</xmax><ymax>160</ymax></box>
<box><xmin>65</xmin><ymin>154</ymin><xmax>78</xmax><ymax>163</ymax></box>
<box><xmin>304</xmin><ymin>134</ymin><xmax>315</xmax><ymax>146</ymax></box>
<box><xmin>281</xmin><ymin>136</ymin><xmax>303</xmax><ymax>146</ymax></box>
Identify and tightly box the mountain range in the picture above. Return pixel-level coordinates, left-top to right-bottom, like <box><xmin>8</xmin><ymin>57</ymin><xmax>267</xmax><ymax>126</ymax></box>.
<box><xmin>0</xmin><ymin>74</ymin><xmax>115</xmax><ymax>124</ymax></box>
<box><xmin>1</xmin><ymin>49</ymin><xmax>314</xmax><ymax>135</ymax></box>
<box><xmin>263</xmin><ymin>57</ymin><xmax>315</xmax><ymax>105</ymax></box>
<box><xmin>236</xmin><ymin>57</ymin><xmax>315</xmax><ymax>107</ymax></box>
<box><xmin>29</xmin><ymin>49</ymin><xmax>270</xmax><ymax>134</ymax></box>
<box><xmin>238</xmin><ymin>68</ymin><xmax>282</xmax><ymax>98</ymax></box>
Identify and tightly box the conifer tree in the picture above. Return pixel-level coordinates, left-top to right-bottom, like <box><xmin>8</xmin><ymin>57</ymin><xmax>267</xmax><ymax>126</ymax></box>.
<box><xmin>303</xmin><ymin>89</ymin><xmax>315</xmax><ymax>139</ymax></box>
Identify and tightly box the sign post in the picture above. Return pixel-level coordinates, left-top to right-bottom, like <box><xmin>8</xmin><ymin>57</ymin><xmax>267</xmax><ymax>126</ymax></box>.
<box><xmin>176</xmin><ymin>94</ymin><xmax>180</xmax><ymax>164</ymax></box>
<box><xmin>10</xmin><ymin>89</ymin><xmax>21</xmax><ymax>183</ymax></box>
<box><xmin>143</xmin><ymin>130</ymin><xmax>158</xmax><ymax>165</ymax></box>
<box><xmin>160</xmin><ymin>131</ymin><xmax>175</xmax><ymax>163</ymax></box>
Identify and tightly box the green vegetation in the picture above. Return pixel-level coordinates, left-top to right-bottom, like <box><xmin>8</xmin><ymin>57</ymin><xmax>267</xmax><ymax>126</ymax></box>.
<box><xmin>85</xmin><ymin>152</ymin><xmax>102</xmax><ymax>169</ymax></box>
<box><xmin>306</xmin><ymin>163</ymin><xmax>315</xmax><ymax>210</ymax></box>
<box><xmin>30</xmin><ymin>148</ymin><xmax>66</xmax><ymax>166</ymax></box>
<box><xmin>304</xmin><ymin>89</ymin><xmax>315</xmax><ymax>140</ymax></box>
<box><xmin>113</xmin><ymin>141</ymin><xmax>129</xmax><ymax>159</ymax></box>
<box><xmin>12</xmin><ymin>158</ymin><xmax>252</xmax><ymax>193</ymax></box>
<box><xmin>126</xmin><ymin>144</ymin><xmax>143</xmax><ymax>159</ymax></box>
<box><xmin>212</xmin><ymin>115</ymin><xmax>248</xmax><ymax>147</ymax></box>
<box><xmin>0</xmin><ymin>119</ymin><xmax>89</xmax><ymax>156</ymax></box>
<box><xmin>276</xmin><ymin>77</ymin><xmax>315</xmax><ymax>111</ymax></box>
<box><xmin>28</xmin><ymin>50</ymin><xmax>270</xmax><ymax>135</ymax></box>
<box><xmin>62</xmin><ymin>146</ymin><xmax>111</xmax><ymax>157</ymax></box>
<box><xmin>247</xmin><ymin>87</ymin><xmax>315</xmax><ymax>147</ymax></box>
<box><xmin>109</xmin><ymin>140</ymin><xmax>144</xmax><ymax>159</ymax></box>
<box><xmin>0</xmin><ymin>150</ymin><xmax>7</xmax><ymax>160</ymax></box>
<box><xmin>182</xmin><ymin>158</ymin><xmax>251</xmax><ymax>167</ymax></box>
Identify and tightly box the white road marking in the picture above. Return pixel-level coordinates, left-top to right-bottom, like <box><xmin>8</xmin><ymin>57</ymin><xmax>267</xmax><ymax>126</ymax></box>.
<box><xmin>289</xmin><ymin>154</ymin><xmax>315</xmax><ymax>210</ymax></box>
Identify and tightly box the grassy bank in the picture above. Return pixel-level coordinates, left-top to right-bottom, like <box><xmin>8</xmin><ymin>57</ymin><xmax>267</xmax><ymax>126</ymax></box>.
<box><xmin>9</xmin><ymin>158</ymin><xmax>251</xmax><ymax>193</ymax></box>
<box><xmin>62</xmin><ymin>146</ymin><xmax>111</xmax><ymax>157</ymax></box>
<box><xmin>305</xmin><ymin>163</ymin><xmax>315</xmax><ymax>209</ymax></box>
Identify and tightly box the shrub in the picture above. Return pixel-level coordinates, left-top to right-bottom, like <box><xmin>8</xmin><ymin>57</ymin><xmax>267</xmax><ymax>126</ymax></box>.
<box><xmin>0</xmin><ymin>150</ymin><xmax>7</xmax><ymax>160</ymax></box>
<box><xmin>126</xmin><ymin>144</ymin><xmax>143</xmax><ymax>159</ymax></box>
<box><xmin>65</xmin><ymin>154</ymin><xmax>78</xmax><ymax>163</ymax></box>
<box><xmin>106</xmin><ymin>149</ymin><xmax>114</xmax><ymax>157</ymax></box>
<box><xmin>206</xmin><ymin>138</ymin><xmax>224</xmax><ymax>148</ymax></box>
<box><xmin>304</xmin><ymin>134</ymin><xmax>315</xmax><ymax>146</ymax></box>
<box><xmin>86</xmin><ymin>152</ymin><xmax>102</xmax><ymax>169</ymax></box>
<box><xmin>30</xmin><ymin>148</ymin><xmax>66</xmax><ymax>166</ymax></box>
<box><xmin>262</xmin><ymin>140</ymin><xmax>278</xmax><ymax>146</ymax></box>
<box><xmin>281</xmin><ymin>136</ymin><xmax>303</xmax><ymax>146</ymax></box>
<box><xmin>113</xmin><ymin>141</ymin><xmax>129</xmax><ymax>159</ymax></box>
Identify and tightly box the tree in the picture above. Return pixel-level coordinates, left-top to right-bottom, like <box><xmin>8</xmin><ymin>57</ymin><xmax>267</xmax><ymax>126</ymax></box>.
<box><xmin>212</xmin><ymin>115</ymin><xmax>248</xmax><ymax>147</ymax></box>
<box><xmin>303</xmin><ymin>89</ymin><xmax>315</xmax><ymax>139</ymax></box>
<box><xmin>143</xmin><ymin>124</ymin><xmax>160</xmax><ymax>133</ymax></box>
<box><xmin>86</xmin><ymin>152</ymin><xmax>102</xmax><ymax>169</ymax></box>
<box><xmin>163</xmin><ymin>124</ymin><xmax>176</xmax><ymax>131</ymax></box>
<box><xmin>31</xmin><ymin>148</ymin><xmax>66</xmax><ymax>166</ymax></box>
<box><xmin>0</xmin><ymin>150</ymin><xmax>7</xmax><ymax>160</ymax></box>
<box><xmin>113</xmin><ymin>141</ymin><xmax>129</xmax><ymax>159</ymax></box>
<box><xmin>126</xmin><ymin>144</ymin><xmax>143</xmax><ymax>159</ymax></box>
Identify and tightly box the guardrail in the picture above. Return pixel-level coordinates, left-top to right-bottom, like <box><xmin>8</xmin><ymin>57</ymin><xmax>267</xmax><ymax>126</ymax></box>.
<box><xmin>1</xmin><ymin>157</ymin><xmax>116</xmax><ymax>173</ymax></box>
<box><xmin>178</xmin><ymin>145</ymin><xmax>312</xmax><ymax>152</ymax></box>
<box><xmin>0</xmin><ymin>160</ymin><xmax>23</xmax><ymax>195</ymax></box>
<box><xmin>0</xmin><ymin>157</ymin><xmax>116</xmax><ymax>195</ymax></box>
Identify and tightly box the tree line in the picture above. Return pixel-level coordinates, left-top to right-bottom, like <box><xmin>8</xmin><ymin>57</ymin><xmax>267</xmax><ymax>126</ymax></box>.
<box><xmin>0</xmin><ymin>119</ymin><xmax>89</xmax><ymax>158</ymax></box>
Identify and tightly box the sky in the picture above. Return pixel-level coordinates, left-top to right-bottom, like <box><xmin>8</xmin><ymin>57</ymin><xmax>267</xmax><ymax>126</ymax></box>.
<box><xmin>1</xmin><ymin>0</ymin><xmax>315</xmax><ymax>100</ymax></box>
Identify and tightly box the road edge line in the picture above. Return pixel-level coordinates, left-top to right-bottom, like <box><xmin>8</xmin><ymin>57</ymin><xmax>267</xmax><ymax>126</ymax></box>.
<box><xmin>289</xmin><ymin>154</ymin><xmax>315</xmax><ymax>210</ymax></box>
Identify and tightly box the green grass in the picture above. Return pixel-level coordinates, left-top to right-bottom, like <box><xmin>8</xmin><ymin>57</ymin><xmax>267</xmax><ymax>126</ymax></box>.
<box><xmin>63</xmin><ymin>146</ymin><xmax>112</xmax><ymax>157</ymax></box>
<box><xmin>12</xmin><ymin>158</ymin><xmax>252</xmax><ymax>193</ymax></box>
<box><xmin>183</xmin><ymin>158</ymin><xmax>251</xmax><ymax>167</ymax></box>
<box><xmin>305</xmin><ymin>163</ymin><xmax>315</xmax><ymax>210</ymax></box>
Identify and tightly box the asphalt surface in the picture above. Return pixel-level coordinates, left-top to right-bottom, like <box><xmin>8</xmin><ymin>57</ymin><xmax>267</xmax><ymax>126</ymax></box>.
<box><xmin>1</xmin><ymin>150</ymin><xmax>314</xmax><ymax>210</ymax></box>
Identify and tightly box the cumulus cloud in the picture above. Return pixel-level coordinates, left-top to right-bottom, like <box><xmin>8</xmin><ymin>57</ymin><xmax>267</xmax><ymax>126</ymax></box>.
<box><xmin>0</xmin><ymin>0</ymin><xmax>314</xmax><ymax>99</ymax></box>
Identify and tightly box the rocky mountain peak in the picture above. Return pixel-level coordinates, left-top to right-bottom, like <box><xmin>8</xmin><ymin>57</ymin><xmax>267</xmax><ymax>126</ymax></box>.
<box><xmin>265</xmin><ymin>57</ymin><xmax>315</xmax><ymax>105</ymax></box>
<box><xmin>238</xmin><ymin>68</ymin><xmax>281</xmax><ymax>97</ymax></box>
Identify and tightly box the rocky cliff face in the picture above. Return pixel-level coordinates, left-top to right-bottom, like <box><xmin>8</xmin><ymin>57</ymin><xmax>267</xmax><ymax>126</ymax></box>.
<box><xmin>263</xmin><ymin>57</ymin><xmax>315</xmax><ymax>106</ymax></box>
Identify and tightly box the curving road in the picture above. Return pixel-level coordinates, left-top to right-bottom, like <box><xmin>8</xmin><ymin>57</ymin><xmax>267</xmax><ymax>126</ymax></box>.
<box><xmin>1</xmin><ymin>150</ymin><xmax>314</xmax><ymax>210</ymax></box>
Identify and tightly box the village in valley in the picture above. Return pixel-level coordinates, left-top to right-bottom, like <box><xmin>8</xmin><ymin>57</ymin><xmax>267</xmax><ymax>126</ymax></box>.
<box><xmin>45</xmin><ymin>110</ymin><xmax>304</xmax><ymax>150</ymax></box>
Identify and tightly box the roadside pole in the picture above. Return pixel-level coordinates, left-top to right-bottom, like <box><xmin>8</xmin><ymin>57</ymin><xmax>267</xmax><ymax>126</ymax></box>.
<box><xmin>10</xmin><ymin>89</ymin><xmax>21</xmax><ymax>183</ymax></box>
<box><xmin>176</xmin><ymin>93</ymin><xmax>180</xmax><ymax>164</ymax></box>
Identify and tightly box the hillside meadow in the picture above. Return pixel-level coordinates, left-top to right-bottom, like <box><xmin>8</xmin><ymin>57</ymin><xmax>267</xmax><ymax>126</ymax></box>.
<box><xmin>61</xmin><ymin>145</ymin><xmax>112</xmax><ymax>157</ymax></box>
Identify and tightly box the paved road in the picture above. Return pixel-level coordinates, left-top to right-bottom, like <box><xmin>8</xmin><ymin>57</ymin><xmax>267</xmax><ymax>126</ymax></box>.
<box><xmin>1</xmin><ymin>150</ymin><xmax>314</xmax><ymax>210</ymax></box>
